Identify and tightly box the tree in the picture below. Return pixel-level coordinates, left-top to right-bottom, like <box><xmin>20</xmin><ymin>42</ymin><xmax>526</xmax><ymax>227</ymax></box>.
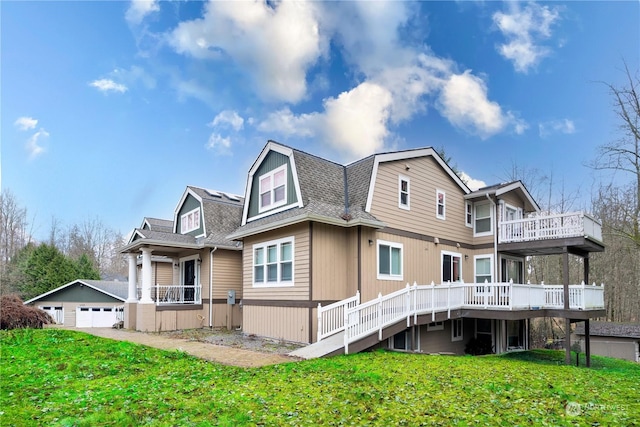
<box><xmin>0</xmin><ymin>190</ymin><xmax>31</xmax><ymax>280</ymax></box>
<box><xmin>7</xmin><ymin>243</ymin><xmax>101</xmax><ymax>301</ymax></box>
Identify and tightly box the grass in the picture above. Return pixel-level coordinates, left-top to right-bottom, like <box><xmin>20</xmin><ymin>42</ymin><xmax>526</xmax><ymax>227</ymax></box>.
<box><xmin>1</xmin><ymin>329</ymin><xmax>639</xmax><ymax>426</ymax></box>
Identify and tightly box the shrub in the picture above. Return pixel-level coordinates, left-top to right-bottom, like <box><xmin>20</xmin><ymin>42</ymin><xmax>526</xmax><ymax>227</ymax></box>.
<box><xmin>0</xmin><ymin>295</ymin><xmax>54</xmax><ymax>330</ymax></box>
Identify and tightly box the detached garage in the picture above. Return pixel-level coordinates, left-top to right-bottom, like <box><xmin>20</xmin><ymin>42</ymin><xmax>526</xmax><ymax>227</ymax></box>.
<box><xmin>24</xmin><ymin>280</ymin><xmax>127</xmax><ymax>328</ymax></box>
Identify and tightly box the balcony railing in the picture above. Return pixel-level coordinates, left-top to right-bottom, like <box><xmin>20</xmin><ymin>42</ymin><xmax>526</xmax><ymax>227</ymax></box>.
<box><xmin>499</xmin><ymin>212</ymin><xmax>602</xmax><ymax>244</ymax></box>
<box><xmin>136</xmin><ymin>284</ymin><xmax>202</xmax><ymax>305</ymax></box>
<box><xmin>334</xmin><ymin>281</ymin><xmax>604</xmax><ymax>353</ymax></box>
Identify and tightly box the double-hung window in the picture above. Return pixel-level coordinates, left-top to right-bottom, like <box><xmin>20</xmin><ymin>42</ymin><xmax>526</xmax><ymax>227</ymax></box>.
<box><xmin>253</xmin><ymin>237</ymin><xmax>294</xmax><ymax>286</ymax></box>
<box><xmin>465</xmin><ymin>202</ymin><xmax>473</xmax><ymax>227</ymax></box>
<box><xmin>180</xmin><ymin>208</ymin><xmax>201</xmax><ymax>234</ymax></box>
<box><xmin>474</xmin><ymin>202</ymin><xmax>492</xmax><ymax>236</ymax></box>
<box><xmin>259</xmin><ymin>165</ymin><xmax>287</xmax><ymax>212</ymax></box>
<box><xmin>377</xmin><ymin>240</ymin><xmax>403</xmax><ymax>281</ymax></box>
<box><xmin>474</xmin><ymin>255</ymin><xmax>493</xmax><ymax>294</ymax></box>
<box><xmin>436</xmin><ymin>190</ymin><xmax>446</xmax><ymax>220</ymax></box>
<box><xmin>398</xmin><ymin>176</ymin><xmax>410</xmax><ymax>210</ymax></box>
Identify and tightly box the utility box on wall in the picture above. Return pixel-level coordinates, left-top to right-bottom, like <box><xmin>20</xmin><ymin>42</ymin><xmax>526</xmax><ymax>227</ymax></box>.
<box><xmin>227</xmin><ymin>290</ymin><xmax>236</xmax><ymax>305</ymax></box>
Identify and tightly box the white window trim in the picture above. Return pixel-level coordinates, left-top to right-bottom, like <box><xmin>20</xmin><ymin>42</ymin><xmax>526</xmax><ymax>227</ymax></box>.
<box><xmin>441</xmin><ymin>250</ymin><xmax>462</xmax><ymax>283</ymax></box>
<box><xmin>427</xmin><ymin>321</ymin><xmax>444</xmax><ymax>331</ymax></box>
<box><xmin>452</xmin><ymin>318</ymin><xmax>463</xmax><ymax>342</ymax></box>
<box><xmin>180</xmin><ymin>207</ymin><xmax>201</xmax><ymax>234</ymax></box>
<box><xmin>388</xmin><ymin>329</ymin><xmax>420</xmax><ymax>351</ymax></box>
<box><xmin>436</xmin><ymin>189</ymin><xmax>446</xmax><ymax>220</ymax></box>
<box><xmin>377</xmin><ymin>239</ymin><xmax>403</xmax><ymax>281</ymax></box>
<box><xmin>398</xmin><ymin>175</ymin><xmax>410</xmax><ymax>211</ymax></box>
<box><xmin>252</xmin><ymin>236</ymin><xmax>295</xmax><ymax>287</ymax></box>
<box><xmin>473</xmin><ymin>201</ymin><xmax>493</xmax><ymax>237</ymax></box>
<box><xmin>465</xmin><ymin>201</ymin><xmax>473</xmax><ymax>228</ymax></box>
<box><xmin>474</xmin><ymin>254</ymin><xmax>494</xmax><ymax>296</ymax></box>
<box><xmin>258</xmin><ymin>164</ymin><xmax>288</xmax><ymax>213</ymax></box>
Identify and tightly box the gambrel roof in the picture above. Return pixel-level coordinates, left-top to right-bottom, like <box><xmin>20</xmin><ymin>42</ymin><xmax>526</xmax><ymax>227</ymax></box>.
<box><xmin>120</xmin><ymin>186</ymin><xmax>244</xmax><ymax>253</ymax></box>
<box><xmin>228</xmin><ymin>141</ymin><xmax>470</xmax><ymax>239</ymax></box>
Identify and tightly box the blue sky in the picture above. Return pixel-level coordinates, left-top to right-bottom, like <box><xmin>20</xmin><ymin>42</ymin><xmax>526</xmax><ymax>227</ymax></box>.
<box><xmin>2</xmin><ymin>0</ymin><xmax>639</xmax><ymax>242</ymax></box>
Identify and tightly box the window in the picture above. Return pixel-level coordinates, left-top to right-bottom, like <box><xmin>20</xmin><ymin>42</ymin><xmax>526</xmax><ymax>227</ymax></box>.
<box><xmin>474</xmin><ymin>202</ymin><xmax>492</xmax><ymax>236</ymax></box>
<box><xmin>180</xmin><ymin>208</ymin><xmax>201</xmax><ymax>234</ymax></box>
<box><xmin>259</xmin><ymin>165</ymin><xmax>287</xmax><ymax>212</ymax></box>
<box><xmin>465</xmin><ymin>202</ymin><xmax>473</xmax><ymax>227</ymax></box>
<box><xmin>474</xmin><ymin>256</ymin><xmax>493</xmax><ymax>283</ymax></box>
<box><xmin>442</xmin><ymin>251</ymin><xmax>461</xmax><ymax>283</ymax></box>
<box><xmin>452</xmin><ymin>318</ymin><xmax>463</xmax><ymax>342</ymax></box>
<box><xmin>377</xmin><ymin>240</ymin><xmax>403</xmax><ymax>281</ymax></box>
<box><xmin>398</xmin><ymin>176</ymin><xmax>410</xmax><ymax>210</ymax></box>
<box><xmin>436</xmin><ymin>190</ymin><xmax>446</xmax><ymax>219</ymax></box>
<box><xmin>253</xmin><ymin>237</ymin><xmax>294</xmax><ymax>286</ymax></box>
<box><xmin>427</xmin><ymin>321</ymin><xmax>444</xmax><ymax>331</ymax></box>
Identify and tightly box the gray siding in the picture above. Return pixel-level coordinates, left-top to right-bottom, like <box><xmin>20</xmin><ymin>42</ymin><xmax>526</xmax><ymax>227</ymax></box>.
<box><xmin>247</xmin><ymin>151</ymin><xmax>298</xmax><ymax>218</ymax></box>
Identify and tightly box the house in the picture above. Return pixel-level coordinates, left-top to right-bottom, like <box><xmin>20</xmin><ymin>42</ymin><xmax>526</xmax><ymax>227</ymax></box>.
<box><xmin>119</xmin><ymin>186</ymin><xmax>244</xmax><ymax>332</ymax></box>
<box><xmin>119</xmin><ymin>140</ymin><xmax>605</xmax><ymax>364</ymax></box>
<box><xmin>24</xmin><ymin>279</ymin><xmax>127</xmax><ymax>327</ymax></box>
<box><xmin>226</xmin><ymin>141</ymin><xmax>605</xmax><ymax>363</ymax></box>
<box><xmin>574</xmin><ymin>322</ymin><xmax>640</xmax><ymax>362</ymax></box>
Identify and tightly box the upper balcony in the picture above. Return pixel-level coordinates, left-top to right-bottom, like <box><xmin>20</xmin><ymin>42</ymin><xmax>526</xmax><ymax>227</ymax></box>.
<box><xmin>498</xmin><ymin>212</ymin><xmax>604</xmax><ymax>256</ymax></box>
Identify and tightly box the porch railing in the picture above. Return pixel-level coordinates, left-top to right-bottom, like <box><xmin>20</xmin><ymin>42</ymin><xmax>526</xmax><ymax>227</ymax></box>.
<box><xmin>317</xmin><ymin>291</ymin><xmax>360</xmax><ymax>341</ymax></box>
<box><xmin>340</xmin><ymin>281</ymin><xmax>604</xmax><ymax>353</ymax></box>
<box><xmin>136</xmin><ymin>284</ymin><xmax>202</xmax><ymax>305</ymax></box>
<box><xmin>499</xmin><ymin>212</ymin><xmax>602</xmax><ymax>244</ymax></box>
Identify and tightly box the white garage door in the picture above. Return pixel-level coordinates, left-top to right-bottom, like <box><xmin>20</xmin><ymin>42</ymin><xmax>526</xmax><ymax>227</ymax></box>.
<box><xmin>39</xmin><ymin>306</ymin><xmax>64</xmax><ymax>324</ymax></box>
<box><xmin>76</xmin><ymin>306</ymin><xmax>118</xmax><ymax>327</ymax></box>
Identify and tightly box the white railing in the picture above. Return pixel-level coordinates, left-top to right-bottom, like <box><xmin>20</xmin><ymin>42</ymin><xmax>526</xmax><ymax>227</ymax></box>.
<box><xmin>115</xmin><ymin>305</ymin><xmax>125</xmax><ymax>322</ymax></box>
<box><xmin>341</xmin><ymin>281</ymin><xmax>604</xmax><ymax>353</ymax></box>
<box><xmin>317</xmin><ymin>291</ymin><xmax>360</xmax><ymax>341</ymax></box>
<box><xmin>499</xmin><ymin>212</ymin><xmax>602</xmax><ymax>244</ymax></box>
<box><xmin>137</xmin><ymin>284</ymin><xmax>202</xmax><ymax>305</ymax></box>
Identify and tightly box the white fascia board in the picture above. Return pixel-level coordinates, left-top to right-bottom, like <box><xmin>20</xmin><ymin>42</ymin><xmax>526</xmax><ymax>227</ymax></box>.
<box><xmin>24</xmin><ymin>280</ymin><xmax>125</xmax><ymax>304</ymax></box>
<box><xmin>173</xmin><ymin>187</ymin><xmax>203</xmax><ymax>233</ymax></box>
<box><xmin>495</xmin><ymin>181</ymin><xmax>540</xmax><ymax>212</ymax></box>
<box><xmin>119</xmin><ymin>238</ymin><xmax>202</xmax><ymax>254</ymax></box>
<box><xmin>365</xmin><ymin>147</ymin><xmax>470</xmax><ymax>212</ymax></box>
<box><xmin>241</xmin><ymin>141</ymin><xmax>304</xmax><ymax>225</ymax></box>
<box><xmin>127</xmin><ymin>229</ymin><xmax>146</xmax><ymax>245</ymax></box>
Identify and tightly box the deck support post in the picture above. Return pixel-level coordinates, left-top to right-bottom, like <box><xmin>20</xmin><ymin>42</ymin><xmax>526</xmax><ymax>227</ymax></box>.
<box><xmin>563</xmin><ymin>247</ymin><xmax>571</xmax><ymax>365</ymax></box>
<box><xmin>585</xmin><ymin>319</ymin><xmax>591</xmax><ymax>367</ymax></box>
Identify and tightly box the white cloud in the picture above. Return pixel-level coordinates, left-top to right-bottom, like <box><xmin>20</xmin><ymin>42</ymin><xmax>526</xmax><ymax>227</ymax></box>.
<box><xmin>169</xmin><ymin>0</ymin><xmax>325</xmax><ymax>103</ymax></box>
<box><xmin>459</xmin><ymin>172</ymin><xmax>487</xmax><ymax>191</ymax></box>
<box><xmin>89</xmin><ymin>79</ymin><xmax>128</xmax><ymax>94</ymax></box>
<box><xmin>259</xmin><ymin>82</ymin><xmax>393</xmax><ymax>159</ymax></box>
<box><xmin>210</xmin><ymin>110</ymin><xmax>244</xmax><ymax>131</ymax></box>
<box><xmin>14</xmin><ymin>116</ymin><xmax>38</xmax><ymax>131</ymax></box>
<box><xmin>437</xmin><ymin>71</ymin><xmax>515</xmax><ymax>138</ymax></box>
<box><xmin>493</xmin><ymin>2</ymin><xmax>561</xmax><ymax>73</ymax></box>
<box><xmin>26</xmin><ymin>128</ymin><xmax>49</xmax><ymax>159</ymax></box>
<box><xmin>112</xmin><ymin>65</ymin><xmax>156</xmax><ymax>90</ymax></box>
<box><xmin>126</xmin><ymin>0</ymin><xmax>159</xmax><ymax>25</ymax></box>
<box><xmin>539</xmin><ymin>118</ymin><xmax>576</xmax><ymax>138</ymax></box>
<box><xmin>206</xmin><ymin>133</ymin><xmax>232</xmax><ymax>155</ymax></box>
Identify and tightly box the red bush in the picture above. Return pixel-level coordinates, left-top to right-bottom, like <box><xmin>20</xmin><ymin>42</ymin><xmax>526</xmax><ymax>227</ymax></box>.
<box><xmin>0</xmin><ymin>295</ymin><xmax>54</xmax><ymax>330</ymax></box>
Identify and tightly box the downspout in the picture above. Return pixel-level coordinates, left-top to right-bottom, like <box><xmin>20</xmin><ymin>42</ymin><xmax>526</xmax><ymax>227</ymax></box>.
<box><xmin>209</xmin><ymin>247</ymin><xmax>217</xmax><ymax>328</ymax></box>
<box><xmin>486</xmin><ymin>193</ymin><xmax>498</xmax><ymax>283</ymax></box>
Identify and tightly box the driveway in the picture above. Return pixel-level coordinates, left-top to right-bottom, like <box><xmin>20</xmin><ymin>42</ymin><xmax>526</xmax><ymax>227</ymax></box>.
<box><xmin>72</xmin><ymin>327</ymin><xmax>300</xmax><ymax>368</ymax></box>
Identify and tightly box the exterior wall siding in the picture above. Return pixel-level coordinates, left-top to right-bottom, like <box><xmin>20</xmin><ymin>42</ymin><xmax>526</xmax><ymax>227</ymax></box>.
<box><xmin>242</xmin><ymin>223</ymin><xmax>310</xmax><ymax>300</ymax></box>
<box><xmin>417</xmin><ymin>319</ymin><xmax>471</xmax><ymax>355</ymax></box>
<box><xmin>243</xmin><ymin>305</ymin><xmax>309</xmax><ymax>343</ymax></box>
<box><xmin>212</xmin><ymin>250</ymin><xmax>243</xmax><ymax>300</ymax></box>
<box><xmin>579</xmin><ymin>337</ymin><xmax>639</xmax><ymax>362</ymax></box>
<box><xmin>312</xmin><ymin>222</ymin><xmax>352</xmax><ymax>301</ymax></box>
<box><xmin>370</xmin><ymin>158</ymin><xmax>473</xmax><ymax>244</ymax></box>
<box><xmin>247</xmin><ymin>151</ymin><xmax>297</xmax><ymax>219</ymax></box>
<box><xmin>175</xmin><ymin>194</ymin><xmax>204</xmax><ymax>237</ymax></box>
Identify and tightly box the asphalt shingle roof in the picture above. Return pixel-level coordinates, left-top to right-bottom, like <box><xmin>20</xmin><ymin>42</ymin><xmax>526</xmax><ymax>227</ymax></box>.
<box><xmin>83</xmin><ymin>280</ymin><xmax>129</xmax><ymax>300</ymax></box>
<box><xmin>143</xmin><ymin>217</ymin><xmax>173</xmax><ymax>232</ymax></box>
<box><xmin>574</xmin><ymin>321</ymin><xmax>640</xmax><ymax>339</ymax></box>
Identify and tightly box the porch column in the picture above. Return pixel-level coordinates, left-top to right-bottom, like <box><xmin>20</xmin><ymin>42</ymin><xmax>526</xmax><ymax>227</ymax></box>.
<box><xmin>563</xmin><ymin>247</ymin><xmax>571</xmax><ymax>365</ymax></box>
<box><xmin>140</xmin><ymin>248</ymin><xmax>153</xmax><ymax>304</ymax></box>
<box><xmin>127</xmin><ymin>253</ymin><xmax>138</xmax><ymax>302</ymax></box>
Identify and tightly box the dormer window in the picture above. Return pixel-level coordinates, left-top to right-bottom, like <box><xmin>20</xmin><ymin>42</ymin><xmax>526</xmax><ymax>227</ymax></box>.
<box><xmin>259</xmin><ymin>165</ymin><xmax>287</xmax><ymax>212</ymax></box>
<box><xmin>180</xmin><ymin>208</ymin><xmax>200</xmax><ymax>234</ymax></box>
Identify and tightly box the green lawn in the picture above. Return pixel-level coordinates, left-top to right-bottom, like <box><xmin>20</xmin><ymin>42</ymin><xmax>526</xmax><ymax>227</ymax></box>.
<box><xmin>1</xmin><ymin>329</ymin><xmax>638</xmax><ymax>426</ymax></box>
